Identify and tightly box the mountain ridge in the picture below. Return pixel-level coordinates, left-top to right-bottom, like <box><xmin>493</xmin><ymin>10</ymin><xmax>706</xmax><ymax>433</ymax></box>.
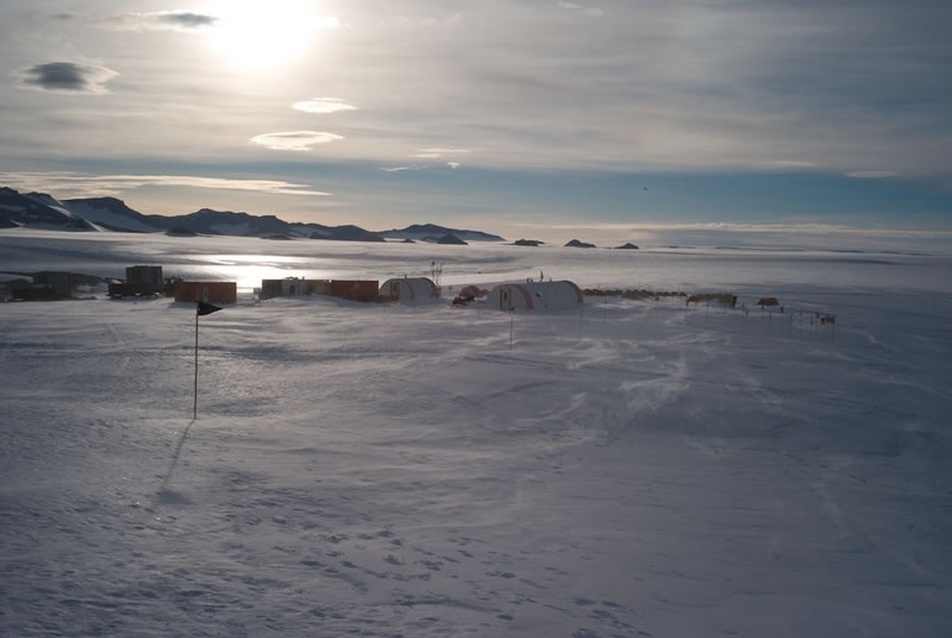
<box><xmin>0</xmin><ymin>187</ymin><xmax>506</xmax><ymax>242</ymax></box>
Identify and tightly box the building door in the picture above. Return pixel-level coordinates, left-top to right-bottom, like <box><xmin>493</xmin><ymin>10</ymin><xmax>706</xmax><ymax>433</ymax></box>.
<box><xmin>201</xmin><ymin>287</ymin><xmax>209</xmax><ymax>302</ymax></box>
<box><xmin>501</xmin><ymin>288</ymin><xmax>510</xmax><ymax>310</ymax></box>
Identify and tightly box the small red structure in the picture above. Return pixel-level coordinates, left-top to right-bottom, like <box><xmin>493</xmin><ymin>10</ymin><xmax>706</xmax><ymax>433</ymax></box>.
<box><xmin>173</xmin><ymin>281</ymin><xmax>237</xmax><ymax>305</ymax></box>
<box><xmin>329</xmin><ymin>280</ymin><xmax>379</xmax><ymax>302</ymax></box>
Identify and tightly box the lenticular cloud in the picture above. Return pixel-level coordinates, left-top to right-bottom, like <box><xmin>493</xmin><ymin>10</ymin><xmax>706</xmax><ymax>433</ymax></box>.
<box><xmin>249</xmin><ymin>130</ymin><xmax>344</xmax><ymax>151</ymax></box>
<box><xmin>18</xmin><ymin>61</ymin><xmax>118</xmax><ymax>94</ymax></box>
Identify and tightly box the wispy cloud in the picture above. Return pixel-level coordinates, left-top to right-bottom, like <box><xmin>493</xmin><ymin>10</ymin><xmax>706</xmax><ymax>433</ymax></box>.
<box><xmin>847</xmin><ymin>171</ymin><xmax>898</xmax><ymax>179</ymax></box>
<box><xmin>539</xmin><ymin>220</ymin><xmax>952</xmax><ymax>239</ymax></box>
<box><xmin>97</xmin><ymin>10</ymin><xmax>217</xmax><ymax>32</ymax></box>
<box><xmin>0</xmin><ymin>172</ymin><xmax>330</xmax><ymax>198</ymax></box>
<box><xmin>250</xmin><ymin>131</ymin><xmax>344</xmax><ymax>151</ymax></box>
<box><xmin>381</xmin><ymin>166</ymin><xmax>420</xmax><ymax>173</ymax></box>
<box><xmin>410</xmin><ymin>148</ymin><xmax>471</xmax><ymax>159</ymax></box>
<box><xmin>16</xmin><ymin>62</ymin><xmax>118</xmax><ymax>94</ymax></box>
<box><xmin>293</xmin><ymin>98</ymin><xmax>358</xmax><ymax>114</ymax></box>
<box><xmin>557</xmin><ymin>2</ymin><xmax>605</xmax><ymax>18</ymax></box>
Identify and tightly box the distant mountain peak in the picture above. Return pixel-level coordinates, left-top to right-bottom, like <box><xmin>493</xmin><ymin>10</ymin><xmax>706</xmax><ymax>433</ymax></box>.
<box><xmin>0</xmin><ymin>185</ymin><xmax>504</xmax><ymax>244</ymax></box>
<box><xmin>565</xmin><ymin>239</ymin><xmax>596</xmax><ymax>248</ymax></box>
<box><xmin>379</xmin><ymin>223</ymin><xmax>504</xmax><ymax>242</ymax></box>
<box><xmin>0</xmin><ymin>187</ymin><xmax>94</xmax><ymax>231</ymax></box>
<box><xmin>437</xmin><ymin>233</ymin><xmax>468</xmax><ymax>245</ymax></box>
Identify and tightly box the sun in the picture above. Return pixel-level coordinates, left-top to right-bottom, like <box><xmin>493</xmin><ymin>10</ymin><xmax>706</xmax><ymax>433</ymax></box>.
<box><xmin>205</xmin><ymin>1</ymin><xmax>323</xmax><ymax>70</ymax></box>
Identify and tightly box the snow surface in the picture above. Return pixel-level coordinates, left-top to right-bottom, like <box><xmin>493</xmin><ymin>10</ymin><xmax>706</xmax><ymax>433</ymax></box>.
<box><xmin>1</xmin><ymin>230</ymin><xmax>951</xmax><ymax>637</ymax></box>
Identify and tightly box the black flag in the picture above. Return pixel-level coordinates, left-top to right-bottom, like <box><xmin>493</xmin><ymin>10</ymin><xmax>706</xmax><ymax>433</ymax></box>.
<box><xmin>197</xmin><ymin>301</ymin><xmax>223</xmax><ymax>316</ymax></box>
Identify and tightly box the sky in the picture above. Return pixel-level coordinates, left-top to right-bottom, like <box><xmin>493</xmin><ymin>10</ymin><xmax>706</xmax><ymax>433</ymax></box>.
<box><xmin>1</xmin><ymin>0</ymin><xmax>951</xmax><ymax>246</ymax></box>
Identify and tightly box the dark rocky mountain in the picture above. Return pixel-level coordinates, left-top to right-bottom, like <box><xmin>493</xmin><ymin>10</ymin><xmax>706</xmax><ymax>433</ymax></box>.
<box><xmin>150</xmin><ymin>209</ymin><xmax>386</xmax><ymax>242</ymax></box>
<box><xmin>121</xmin><ymin>206</ymin><xmax>386</xmax><ymax>241</ymax></box>
<box><xmin>1</xmin><ymin>187</ymin><xmax>365</xmax><ymax>238</ymax></box>
<box><xmin>0</xmin><ymin>187</ymin><xmax>96</xmax><ymax>231</ymax></box>
<box><xmin>514</xmin><ymin>238</ymin><xmax>545</xmax><ymax>246</ymax></box>
<box><xmin>0</xmin><ymin>187</ymin><xmax>502</xmax><ymax>243</ymax></box>
<box><xmin>565</xmin><ymin>239</ymin><xmax>596</xmax><ymax>248</ymax></box>
<box><xmin>309</xmin><ymin>224</ymin><xmax>384</xmax><ymax>242</ymax></box>
<box><xmin>436</xmin><ymin>233</ymin><xmax>467</xmax><ymax>245</ymax></box>
<box><xmin>615</xmin><ymin>242</ymin><xmax>640</xmax><ymax>249</ymax></box>
<box><xmin>378</xmin><ymin>223</ymin><xmax>503</xmax><ymax>243</ymax></box>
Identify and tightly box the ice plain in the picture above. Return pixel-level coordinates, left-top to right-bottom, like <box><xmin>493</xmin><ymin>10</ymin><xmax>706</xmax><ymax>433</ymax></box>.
<box><xmin>1</xmin><ymin>230</ymin><xmax>950</xmax><ymax>637</ymax></box>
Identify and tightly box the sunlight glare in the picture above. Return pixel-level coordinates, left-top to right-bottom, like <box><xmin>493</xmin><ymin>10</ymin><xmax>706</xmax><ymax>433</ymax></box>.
<box><xmin>207</xmin><ymin>0</ymin><xmax>323</xmax><ymax>70</ymax></box>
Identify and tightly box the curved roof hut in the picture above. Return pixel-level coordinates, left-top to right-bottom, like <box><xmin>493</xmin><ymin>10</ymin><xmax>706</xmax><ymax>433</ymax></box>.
<box><xmin>486</xmin><ymin>280</ymin><xmax>583</xmax><ymax>312</ymax></box>
<box><xmin>381</xmin><ymin>277</ymin><xmax>440</xmax><ymax>303</ymax></box>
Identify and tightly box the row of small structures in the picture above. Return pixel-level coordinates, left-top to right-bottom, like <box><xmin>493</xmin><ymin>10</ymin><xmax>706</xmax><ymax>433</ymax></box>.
<box><xmin>2</xmin><ymin>265</ymin><xmax>589</xmax><ymax>312</ymax></box>
<box><xmin>5</xmin><ymin>265</ymin><xmax>814</xmax><ymax>319</ymax></box>
<box><xmin>258</xmin><ymin>275</ymin><xmax>586</xmax><ymax>312</ymax></box>
<box><xmin>106</xmin><ymin>265</ymin><xmax>586</xmax><ymax>311</ymax></box>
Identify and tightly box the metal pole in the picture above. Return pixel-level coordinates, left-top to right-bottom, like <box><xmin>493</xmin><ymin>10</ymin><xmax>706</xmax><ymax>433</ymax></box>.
<box><xmin>193</xmin><ymin>309</ymin><xmax>199</xmax><ymax>420</ymax></box>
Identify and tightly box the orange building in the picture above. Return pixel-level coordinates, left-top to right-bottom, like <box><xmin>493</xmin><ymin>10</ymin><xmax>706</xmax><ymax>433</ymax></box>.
<box><xmin>329</xmin><ymin>280</ymin><xmax>379</xmax><ymax>302</ymax></box>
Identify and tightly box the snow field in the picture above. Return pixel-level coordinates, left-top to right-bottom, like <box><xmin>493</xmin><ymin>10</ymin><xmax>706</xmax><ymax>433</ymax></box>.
<box><xmin>1</xmin><ymin>253</ymin><xmax>951</xmax><ymax>637</ymax></box>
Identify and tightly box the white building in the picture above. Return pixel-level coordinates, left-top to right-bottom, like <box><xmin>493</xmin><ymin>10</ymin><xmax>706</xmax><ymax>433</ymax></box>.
<box><xmin>486</xmin><ymin>280</ymin><xmax>583</xmax><ymax>312</ymax></box>
<box><xmin>380</xmin><ymin>277</ymin><xmax>440</xmax><ymax>303</ymax></box>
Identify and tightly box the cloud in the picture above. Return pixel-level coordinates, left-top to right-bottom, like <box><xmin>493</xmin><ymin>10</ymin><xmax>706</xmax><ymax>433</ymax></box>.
<box><xmin>381</xmin><ymin>161</ymin><xmax>462</xmax><ymax>171</ymax></box>
<box><xmin>17</xmin><ymin>62</ymin><xmax>118</xmax><ymax>94</ymax></box>
<box><xmin>419</xmin><ymin>147</ymin><xmax>471</xmax><ymax>154</ymax></box>
<box><xmin>410</xmin><ymin>148</ymin><xmax>471</xmax><ymax>159</ymax></box>
<box><xmin>538</xmin><ymin>220</ymin><xmax>952</xmax><ymax>240</ymax></box>
<box><xmin>388</xmin><ymin>13</ymin><xmax>464</xmax><ymax>28</ymax></box>
<box><xmin>3</xmin><ymin>1</ymin><xmax>951</xmax><ymax>188</ymax></box>
<box><xmin>293</xmin><ymin>98</ymin><xmax>358</xmax><ymax>114</ymax></box>
<box><xmin>95</xmin><ymin>9</ymin><xmax>342</xmax><ymax>35</ymax></box>
<box><xmin>381</xmin><ymin>166</ymin><xmax>420</xmax><ymax>173</ymax></box>
<box><xmin>557</xmin><ymin>1</ymin><xmax>605</xmax><ymax>18</ymax></box>
<box><xmin>846</xmin><ymin>171</ymin><xmax>898</xmax><ymax>179</ymax></box>
<box><xmin>98</xmin><ymin>11</ymin><xmax>217</xmax><ymax>32</ymax></box>
<box><xmin>0</xmin><ymin>171</ymin><xmax>330</xmax><ymax>198</ymax></box>
<box><xmin>249</xmin><ymin>131</ymin><xmax>344</xmax><ymax>151</ymax></box>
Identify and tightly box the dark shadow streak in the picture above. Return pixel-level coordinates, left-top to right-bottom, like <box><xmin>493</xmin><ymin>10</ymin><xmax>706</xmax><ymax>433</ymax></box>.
<box><xmin>158</xmin><ymin>418</ymin><xmax>197</xmax><ymax>495</ymax></box>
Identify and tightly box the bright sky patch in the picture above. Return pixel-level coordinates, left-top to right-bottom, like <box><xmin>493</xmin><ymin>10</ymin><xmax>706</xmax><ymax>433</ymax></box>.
<box><xmin>204</xmin><ymin>0</ymin><xmax>331</xmax><ymax>70</ymax></box>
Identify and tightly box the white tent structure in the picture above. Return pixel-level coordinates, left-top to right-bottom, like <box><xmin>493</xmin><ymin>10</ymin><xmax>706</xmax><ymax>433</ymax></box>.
<box><xmin>381</xmin><ymin>277</ymin><xmax>440</xmax><ymax>303</ymax></box>
<box><xmin>486</xmin><ymin>280</ymin><xmax>584</xmax><ymax>312</ymax></box>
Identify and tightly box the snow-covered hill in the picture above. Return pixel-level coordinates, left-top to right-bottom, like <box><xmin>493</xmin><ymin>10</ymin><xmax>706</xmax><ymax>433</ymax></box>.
<box><xmin>0</xmin><ymin>187</ymin><xmax>96</xmax><ymax>231</ymax></box>
<box><xmin>62</xmin><ymin>197</ymin><xmax>158</xmax><ymax>233</ymax></box>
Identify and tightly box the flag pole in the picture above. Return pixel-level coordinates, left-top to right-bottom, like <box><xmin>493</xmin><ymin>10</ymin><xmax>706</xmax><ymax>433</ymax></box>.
<box><xmin>193</xmin><ymin>307</ymin><xmax>200</xmax><ymax>420</ymax></box>
<box><xmin>193</xmin><ymin>300</ymin><xmax>223</xmax><ymax>420</ymax></box>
